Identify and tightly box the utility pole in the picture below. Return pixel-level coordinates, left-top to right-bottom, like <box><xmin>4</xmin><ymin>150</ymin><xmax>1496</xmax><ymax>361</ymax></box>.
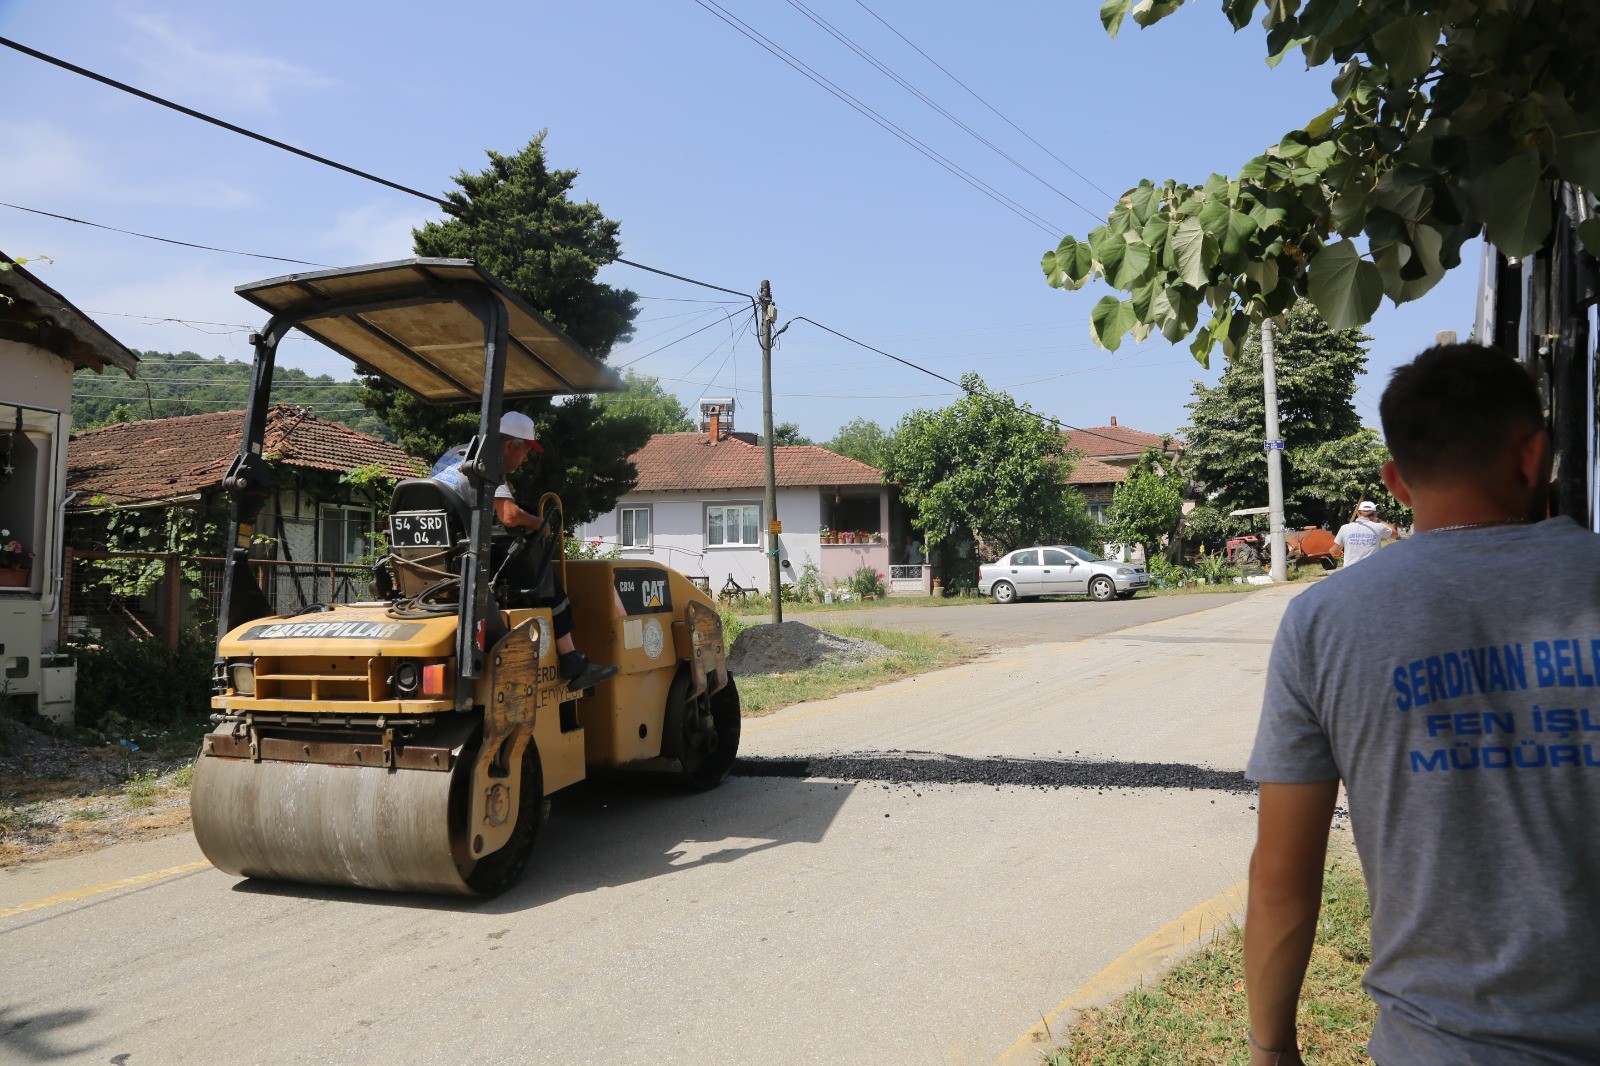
<box><xmin>1261</xmin><ymin>317</ymin><xmax>1288</xmax><ymax>583</ymax></box>
<box><xmin>758</xmin><ymin>280</ymin><xmax>785</xmax><ymax>624</ymax></box>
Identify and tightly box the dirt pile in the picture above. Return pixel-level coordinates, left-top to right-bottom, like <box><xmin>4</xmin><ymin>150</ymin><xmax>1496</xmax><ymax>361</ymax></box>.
<box><xmin>727</xmin><ymin>622</ymin><xmax>894</xmax><ymax>675</ymax></box>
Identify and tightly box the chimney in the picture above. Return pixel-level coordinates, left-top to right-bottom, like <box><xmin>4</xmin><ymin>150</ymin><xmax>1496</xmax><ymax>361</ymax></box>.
<box><xmin>1110</xmin><ymin>415</ymin><xmax>1118</xmax><ymax>427</ymax></box>
<box><xmin>699</xmin><ymin>397</ymin><xmax>735</xmax><ymax>444</ymax></box>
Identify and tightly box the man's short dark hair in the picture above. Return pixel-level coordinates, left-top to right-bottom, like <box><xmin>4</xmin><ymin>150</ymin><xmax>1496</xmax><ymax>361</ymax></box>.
<box><xmin>1379</xmin><ymin>344</ymin><xmax>1544</xmax><ymax>486</ymax></box>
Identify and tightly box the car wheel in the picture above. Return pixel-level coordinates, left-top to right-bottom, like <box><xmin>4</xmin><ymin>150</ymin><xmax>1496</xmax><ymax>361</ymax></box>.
<box><xmin>992</xmin><ymin>580</ymin><xmax>1017</xmax><ymax>605</ymax></box>
<box><xmin>1088</xmin><ymin>576</ymin><xmax>1115</xmax><ymax>602</ymax></box>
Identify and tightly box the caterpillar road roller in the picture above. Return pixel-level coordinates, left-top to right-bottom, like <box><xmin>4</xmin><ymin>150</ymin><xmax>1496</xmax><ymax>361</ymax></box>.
<box><xmin>190</xmin><ymin>259</ymin><xmax>740</xmax><ymax>896</ymax></box>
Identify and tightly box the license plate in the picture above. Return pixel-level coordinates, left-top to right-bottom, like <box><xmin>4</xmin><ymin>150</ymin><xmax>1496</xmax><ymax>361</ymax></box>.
<box><xmin>390</xmin><ymin>510</ymin><xmax>450</xmax><ymax>549</ymax></box>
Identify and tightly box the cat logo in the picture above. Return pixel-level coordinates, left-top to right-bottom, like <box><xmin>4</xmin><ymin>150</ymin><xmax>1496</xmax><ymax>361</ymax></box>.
<box><xmin>642</xmin><ymin>579</ymin><xmax>666</xmax><ymax>608</ymax></box>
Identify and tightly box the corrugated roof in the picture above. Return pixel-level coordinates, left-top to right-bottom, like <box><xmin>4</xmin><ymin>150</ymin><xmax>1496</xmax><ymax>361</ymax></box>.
<box><xmin>1063</xmin><ymin>424</ymin><xmax>1182</xmax><ymax>459</ymax></box>
<box><xmin>67</xmin><ymin>405</ymin><xmax>421</xmax><ymax>505</ymax></box>
<box><xmin>630</xmin><ymin>432</ymin><xmax>884</xmax><ymax>492</ymax></box>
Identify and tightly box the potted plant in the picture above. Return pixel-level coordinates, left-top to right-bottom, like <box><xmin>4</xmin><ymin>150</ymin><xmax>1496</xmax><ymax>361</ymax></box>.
<box><xmin>0</xmin><ymin>528</ymin><xmax>32</xmax><ymax>587</ymax></box>
<box><xmin>819</xmin><ymin>526</ymin><xmax>833</xmax><ymax>544</ymax></box>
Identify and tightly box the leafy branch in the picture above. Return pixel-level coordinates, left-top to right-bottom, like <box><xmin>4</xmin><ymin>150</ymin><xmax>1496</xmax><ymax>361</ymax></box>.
<box><xmin>1046</xmin><ymin>0</ymin><xmax>1600</xmax><ymax>365</ymax></box>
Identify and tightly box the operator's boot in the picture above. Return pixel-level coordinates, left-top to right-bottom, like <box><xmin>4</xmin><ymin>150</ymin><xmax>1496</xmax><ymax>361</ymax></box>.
<box><xmin>559</xmin><ymin>650</ymin><xmax>618</xmax><ymax>693</ymax></box>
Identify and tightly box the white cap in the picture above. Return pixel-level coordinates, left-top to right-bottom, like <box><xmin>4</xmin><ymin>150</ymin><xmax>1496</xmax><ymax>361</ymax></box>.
<box><xmin>1357</xmin><ymin>500</ymin><xmax>1378</xmax><ymax>513</ymax></box>
<box><xmin>499</xmin><ymin>411</ymin><xmax>543</xmax><ymax>452</ymax></box>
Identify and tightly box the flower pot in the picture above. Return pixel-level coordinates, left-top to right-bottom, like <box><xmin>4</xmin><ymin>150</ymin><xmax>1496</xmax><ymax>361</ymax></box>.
<box><xmin>0</xmin><ymin>568</ymin><xmax>30</xmax><ymax>588</ymax></box>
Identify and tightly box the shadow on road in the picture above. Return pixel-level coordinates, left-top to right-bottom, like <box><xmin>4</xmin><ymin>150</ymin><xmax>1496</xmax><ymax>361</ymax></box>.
<box><xmin>230</xmin><ymin>773</ymin><xmax>852</xmax><ymax>914</ymax></box>
<box><xmin>0</xmin><ymin>1005</ymin><xmax>104</xmax><ymax>1062</ymax></box>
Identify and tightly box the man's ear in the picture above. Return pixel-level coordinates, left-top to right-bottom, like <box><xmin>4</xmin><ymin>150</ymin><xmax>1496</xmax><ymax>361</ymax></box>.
<box><xmin>1381</xmin><ymin>459</ymin><xmax>1413</xmax><ymax>507</ymax></box>
<box><xmin>1516</xmin><ymin>428</ymin><xmax>1551</xmax><ymax>491</ymax></box>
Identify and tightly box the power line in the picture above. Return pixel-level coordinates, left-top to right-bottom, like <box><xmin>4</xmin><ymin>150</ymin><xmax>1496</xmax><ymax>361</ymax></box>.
<box><xmin>853</xmin><ymin>0</ymin><xmax>1118</xmax><ymax>203</ymax></box>
<box><xmin>1</xmin><ymin>202</ymin><xmax>329</xmax><ymax>266</ymax></box>
<box><xmin>0</xmin><ymin>35</ymin><xmax>753</xmax><ymax>300</ymax></box>
<box><xmin>786</xmin><ymin>316</ymin><xmax>1147</xmax><ymax>449</ymax></box>
<box><xmin>617</xmin><ymin>308</ymin><xmax>753</xmax><ymax>369</ymax></box>
<box><xmin>689</xmin><ymin>0</ymin><xmax>1065</xmax><ymax>238</ymax></box>
<box><xmin>781</xmin><ymin>0</ymin><xmax>1102</xmax><ymax>223</ymax></box>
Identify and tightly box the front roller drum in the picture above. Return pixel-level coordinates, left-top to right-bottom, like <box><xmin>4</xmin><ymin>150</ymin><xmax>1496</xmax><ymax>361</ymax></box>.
<box><xmin>191</xmin><ymin>754</ymin><xmax>473</xmax><ymax>895</ymax></box>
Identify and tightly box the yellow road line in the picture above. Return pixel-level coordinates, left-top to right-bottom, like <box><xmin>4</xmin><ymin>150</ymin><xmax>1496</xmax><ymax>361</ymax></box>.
<box><xmin>991</xmin><ymin>877</ymin><xmax>1249</xmax><ymax>1065</ymax></box>
<box><xmin>0</xmin><ymin>859</ymin><xmax>212</xmax><ymax>921</ymax></box>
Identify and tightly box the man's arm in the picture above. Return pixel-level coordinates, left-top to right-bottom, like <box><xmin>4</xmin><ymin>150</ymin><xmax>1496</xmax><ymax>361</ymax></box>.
<box><xmin>1244</xmin><ymin>779</ymin><xmax>1339</xmax><ymax>1065</ymax></box>
<box><xmin>494</xmin><ymin>497</ymin><xmax>545</xmax><ymax>533</ymax></box>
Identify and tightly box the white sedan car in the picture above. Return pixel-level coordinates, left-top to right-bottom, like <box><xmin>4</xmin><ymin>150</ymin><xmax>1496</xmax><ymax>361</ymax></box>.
<box><xmin>978</xmin><ymin>545</ymin><xmax>1149</xmax><ymax>604</ymax></box>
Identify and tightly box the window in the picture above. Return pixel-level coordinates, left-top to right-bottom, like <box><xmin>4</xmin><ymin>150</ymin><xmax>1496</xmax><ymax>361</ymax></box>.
<box><xmin>707</xmin><ymin>504</ymin><xmax>761</xmax><ymax>547</ymax></box>
<box><xmin>320</xmin><ymin>504</ymin><xmax>374</xmax><ymax>564</ymax></box>
<box><xmin>1065</xmin><ymin>546</ymin><xmax>1100</xmax><ymax>563</ymax></box>
<box><xmin>1042</xmin><ymin>549</ymin><xmax>1070</xmax><ymax>566</ymax></box>
<box><xmin>1087</xmin><ymin>503</ymin><xmax>1110</xmax><ymax>525</ymax></box>
<box><xmin>620</xmin><ymin>507</ymin><xmax>651</xmax><ymax>548</ymax></box>
<box><xmin>1010</xmin><ymin>550</ymin><xmax>1039</xmax><ymax>566</ymax></box>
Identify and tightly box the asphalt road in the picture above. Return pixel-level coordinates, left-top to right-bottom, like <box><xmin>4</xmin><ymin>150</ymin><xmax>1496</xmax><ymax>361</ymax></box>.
<box><xmin>1</xmin><ymin>587</ymin><xmax>1299</xmax><ymax>1065</ymax></box>
<box><xmin>793</xmin><ymin>591</ymin><xmax>1260</xmax><ymax>649</ymax></box>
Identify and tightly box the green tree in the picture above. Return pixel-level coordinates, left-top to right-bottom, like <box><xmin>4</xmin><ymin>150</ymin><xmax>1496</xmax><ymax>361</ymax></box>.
<box><xmin>886</xmin><ymin>374</ymin><xmax>1091</xmax><ymax>587</ymax></box>
<box><xmin>595</xmin><ymin>370</ymin><xmax>694</xmax><ymax>434</ymax></box>
<box><xmin>759</xmin><ymin>422</ymin><xmax>812</xmax><ymax>447</ymax></box>
<box><xmin>1044</xmin><ymin>0</ymin><xmax>1600</xmax><ymax>361</ymax></box>
<box><xmin>1184</xmin><ymin>301</ymin><xmax>1386</xmax><ymax>531</ymax></box>
<box><xmin>1108</xmin><ymin>444</ymin><xmax>1187</xmax><ymax>562</ymax></box>
<box><xmin>362</xmin><ymin>133</ymin><xmax>647</xmax><ymax>522</ymax></box>
<box><xmin>822</xmin><ymin>417</ymin><xmax>895</xmax><ymax>471</ymax></box>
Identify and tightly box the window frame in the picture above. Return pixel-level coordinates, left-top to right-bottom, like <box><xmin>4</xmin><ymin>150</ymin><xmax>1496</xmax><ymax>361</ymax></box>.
<box><xmin>318</xmin><ymin>502</ymin><xmax>375</xmax><ymax>564</ymax></box>
<box><xmin>704</xmin><ymin>501</ymin><xmax>763</xmax><ymax>548</ymax></box>
<box><xmin>619</xmin><ymin>505</ymin><xmax>653</xmax><ymax>549</ymax></box>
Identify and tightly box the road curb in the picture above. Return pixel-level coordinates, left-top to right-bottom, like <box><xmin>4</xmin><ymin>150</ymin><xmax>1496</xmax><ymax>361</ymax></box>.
<box><xmin>991</xmin><ymin>877</ymin><xmax>1249</xmax><ymax>1065</ymax></box>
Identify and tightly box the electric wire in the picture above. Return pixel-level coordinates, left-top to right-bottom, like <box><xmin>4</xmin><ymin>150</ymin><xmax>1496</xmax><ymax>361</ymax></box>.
<box><xmin>0</xmin><ymin>35</ymin><xmax>752</xmax><ymax>300</ymax></box>
<box><xmin>616</xmin><ymin>308</ymin><xmax>751</xmax><ymax>370</ymax></box>
<box><xmin>689</xmin><ymin>0</ymin><xmax>1065</xmax><ymax>238</ymax></box>
<box><xmin>1</xmin><ymin>202</ymin><xmax>328</xmax><ymax>266</ymax></box>
<box><xmin>853</xmin><ymin>0</ymin><xmax>1118</xmax><ymax>203</ymax></box>
<box><xmin>781</xmin><ymin>0</ymin><xmax>1102</xmax><ymax>223</ymax></box>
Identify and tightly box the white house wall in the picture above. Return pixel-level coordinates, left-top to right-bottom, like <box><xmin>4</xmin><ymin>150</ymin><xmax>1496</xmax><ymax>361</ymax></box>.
<box><xmin>1</xmin><ymin>340</ymin><xmax>75</xmax><ymax>685</ymax></box>
<box><xmin>588</xmin><ymin>488</ymin><xmax>824</xmax><ymax>593</ymax></box>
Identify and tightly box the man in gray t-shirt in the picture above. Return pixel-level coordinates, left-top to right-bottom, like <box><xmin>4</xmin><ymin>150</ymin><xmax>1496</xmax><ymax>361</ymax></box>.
<box><xmin>1243</xmin><ymin>345</ymin><xmax>1600</xmax><ymax>1066</ymax></box>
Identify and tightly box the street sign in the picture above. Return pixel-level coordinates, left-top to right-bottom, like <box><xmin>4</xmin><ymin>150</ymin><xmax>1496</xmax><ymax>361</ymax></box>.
<box><xmin>769</xmin><ymin>520</ymin><xmax>782</xmax><ymax>534</ymax></box>
<box><xmin>1263</xmin><ymin>439</ymin><xmax>1285</xmax><ymax>451</ymax></box>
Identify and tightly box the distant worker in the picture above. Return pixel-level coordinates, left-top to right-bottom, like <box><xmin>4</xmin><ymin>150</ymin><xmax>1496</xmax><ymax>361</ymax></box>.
<box><xmin>432</xmin><ymin>411</ymin><xmax>617</xmax><ymax>692</ymax></box>
<box><xmin>1330</xmin><ymin>500</ymin><xmax>1395</xmax><ymax>567</ymax></box>
<box><xmin>1243</xmin><ymin>343</ymin><xmax>1600</xmax><ymax>1065</ymax></box>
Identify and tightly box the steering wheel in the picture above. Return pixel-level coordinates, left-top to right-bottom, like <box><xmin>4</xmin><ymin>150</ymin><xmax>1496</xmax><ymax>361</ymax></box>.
<box><xmin>492</xmin><ymin>496</ymin><xmax>564</xmax><ymax>599</ymax></box>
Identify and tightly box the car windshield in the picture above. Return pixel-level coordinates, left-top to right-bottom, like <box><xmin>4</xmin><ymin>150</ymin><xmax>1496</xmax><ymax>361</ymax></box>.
<box><xmin>1063</xmin><ymin>546</ymin><xmax>1100</xmax><ymax>563</ymax></box>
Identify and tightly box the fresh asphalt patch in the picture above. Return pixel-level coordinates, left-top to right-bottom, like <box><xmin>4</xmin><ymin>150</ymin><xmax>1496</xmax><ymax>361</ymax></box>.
<box><xmin>733</xmin><ymin>751</ymin><xmax>1255</xmax><ymax>795</ymax></box>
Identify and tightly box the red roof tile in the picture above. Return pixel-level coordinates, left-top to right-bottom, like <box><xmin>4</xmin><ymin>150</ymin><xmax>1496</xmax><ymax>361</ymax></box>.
<box><xmin>1064</xmin><ymin>456</ymin><xmax>1131</xmax><ymax>486</ymax></box>
<box><xmin>67</xmin><ymin>405</ymin><xmax>421</xmax><ymax>505</ymax></box>
<box><xmin>630</xmin><ymin>432</ymin><xmax>884</xmax><ymax>492</ymax></box>
<box><xmin>1062</xmin><ymin>424</ymin><xmax>1183</xmax><ymax>459</ymax></box>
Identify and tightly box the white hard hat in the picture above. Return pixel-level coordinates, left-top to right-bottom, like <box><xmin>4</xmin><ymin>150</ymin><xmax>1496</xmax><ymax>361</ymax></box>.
<box><xmin>499</xmin><ymin>411</ymin><xmax>543</xmax><ymax>452</ymax></box>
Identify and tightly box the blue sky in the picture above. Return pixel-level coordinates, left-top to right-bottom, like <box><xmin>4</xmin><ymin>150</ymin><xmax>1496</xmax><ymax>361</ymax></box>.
<box><xmin>1</xmin><ymin>0</ymin><xmax>1478</xmax><ymax>440</ymax></box>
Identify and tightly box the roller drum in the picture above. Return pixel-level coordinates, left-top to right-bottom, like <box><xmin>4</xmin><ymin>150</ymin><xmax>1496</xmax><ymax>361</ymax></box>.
<box><xmin>191</xmin><ymin>753</ymin><xmax>472</xmax><ymax>895</ymax></box>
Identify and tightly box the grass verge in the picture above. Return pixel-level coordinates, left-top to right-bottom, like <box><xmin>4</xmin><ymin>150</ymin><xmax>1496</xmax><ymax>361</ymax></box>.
<box><xmin>1048</xmin><ymin>838</ymin><xmax>1374</xmax><ymax>1065</ymax></box>
<box><xmin>730</xmin><ymin>623</ymin><xmax>972</xmax><ymax>717</ymax></box>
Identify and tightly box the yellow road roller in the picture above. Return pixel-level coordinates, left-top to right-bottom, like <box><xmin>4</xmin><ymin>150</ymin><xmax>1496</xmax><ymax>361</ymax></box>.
<box><xmin>191</xmin><ymin>259</ymin><xmax>739</xmax><ymax>896</ymax></box>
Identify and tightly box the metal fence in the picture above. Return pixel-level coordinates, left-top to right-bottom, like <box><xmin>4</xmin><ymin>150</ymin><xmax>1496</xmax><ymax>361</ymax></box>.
<box><xmin>61</xmin><ymin>549</ymin><xmax>372</xmax><ymax>648</ymax></box>
<box><xmin>888</xmin><ymin>564</ymin><xmax>932</xmax><ymax>595</ymax></box>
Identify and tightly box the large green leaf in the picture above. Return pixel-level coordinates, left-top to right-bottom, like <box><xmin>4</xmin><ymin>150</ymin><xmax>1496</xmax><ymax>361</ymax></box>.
<box><xmin>1043</xmin><ymin>235</ymin><xmax>1095</xmax><ymax>289</ymax></box>
<box><xmin>1113</xmin><ymin>239</ymin><xmax>1155</xmax><ymax>289</ymax></box>
<box><xmin>1549</xmin><ymin>108</ymin><xmax>1600</xmax><ymax>192</ymax></box>
<box><xmin>1172</xmin><ymin>217</ymin><xmax>1213</xmax><ymax>289</ymax></box>
<box><xmin>1221</xmin><ymin>209</ymin><xmax>1260</xmax><ymax>257</ymax></box>
<box><xmin>1090</xmin><ymin>296</ymin><xmax>1138</xmax><ymax>351</ymax></box>
<box><xmin>1372</xmin><ymin>13</ymin><xmax>1440</xmax><ymax>82</ymax></box>
<box><xmin>1092</xmin><ymin>229</ymin><xmax>1128</xmax><ymax>284</ymax></box>
<box><xmin>1100</xmin><ymin>0</ymin><xmax>1131</xmax><ymax>37</ymax></box>
<box><xmin>1467</xmin><ymin>152</ymin><xmax>1552</xmax><ymax>258</ymax></box>
<box><xmin>1308</xmin><ymin>239</ymin><xmax>1384</xmax><ymax>329</ymax></box>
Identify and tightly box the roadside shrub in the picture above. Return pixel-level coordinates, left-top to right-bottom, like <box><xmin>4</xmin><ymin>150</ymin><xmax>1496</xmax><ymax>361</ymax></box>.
<box><xmin>848</xmin><ymin>566</ymin><xmax>886</xmax><ymax>599</ymax></box>
<box><xmin>1192</xmin><ymin>550</ymin><xmax>1240</xmax><ymax>585</ymax></box>
<box><xmin>69</xmin><ymin>632</ymin><xmax>215</xmax><ymax>736</ymax></box>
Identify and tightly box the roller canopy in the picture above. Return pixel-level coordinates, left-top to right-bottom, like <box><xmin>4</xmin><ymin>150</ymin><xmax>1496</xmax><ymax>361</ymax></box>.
<box><xmin>235</xmin><ymin>258</ymin><xmax>623</xmax><ymax>401</ymax></box>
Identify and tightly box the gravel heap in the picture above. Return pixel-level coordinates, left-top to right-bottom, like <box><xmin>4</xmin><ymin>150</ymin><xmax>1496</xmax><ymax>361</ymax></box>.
<box><xmin>727</xmin><ymin>621</ymin><xmax>894</xmax><ymax>676</ymax></box>
<box><xmin>733</xmin><ymin>750</ymin><xmax>1255</xmax><ymax>794</ymax></box>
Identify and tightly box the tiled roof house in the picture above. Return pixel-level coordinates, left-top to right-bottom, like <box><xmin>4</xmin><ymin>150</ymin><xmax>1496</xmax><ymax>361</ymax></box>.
<box><xmin>67</xmin><ymin>404</ymin><xmax>422</xmax><ymax>569</ymax></box>
<box><xmin>585</xmin><ymin>399</ymin><xmax>917</xmax><ymax>595</ymax></box>
<box><xmin>1062</xmin><ymin>417</ymin><xmax>1185</xmax><ymax>520</ymax></box>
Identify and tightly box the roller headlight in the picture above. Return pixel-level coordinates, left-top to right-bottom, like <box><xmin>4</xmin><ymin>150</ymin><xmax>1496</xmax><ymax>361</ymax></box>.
<box><xmin>229</xmin><ymin>661</ymin><xmax>255</xmax><ymax>696</ymax></box>
<box><xmin>392</xmin><ymin>659</ymin><xmax>422</xmax><ymax>697</ymax></box>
